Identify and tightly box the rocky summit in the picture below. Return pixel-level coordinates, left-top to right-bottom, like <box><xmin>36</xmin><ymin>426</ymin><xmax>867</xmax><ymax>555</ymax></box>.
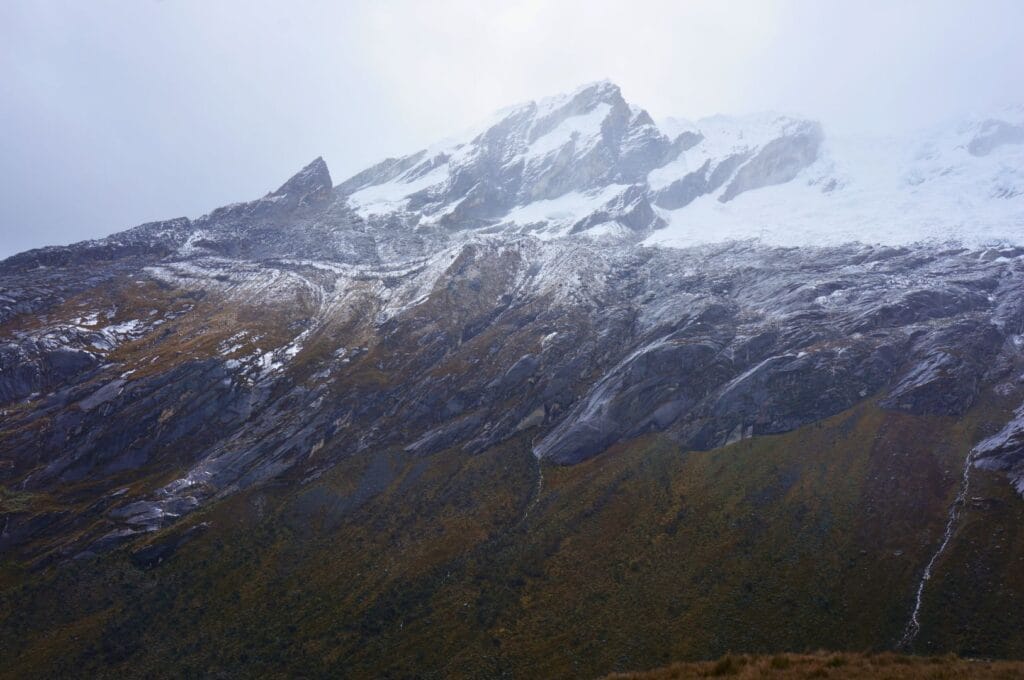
<box><xmin>3</xmin><ymin>82</ymin><xmax>1024</xmax><ymax>678</ymax></box>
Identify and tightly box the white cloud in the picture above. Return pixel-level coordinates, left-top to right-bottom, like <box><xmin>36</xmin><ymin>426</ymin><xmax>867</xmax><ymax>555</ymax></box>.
<box><xmin>1</xmin><ymin>0</ymin><xmax>1021</xmax><ymax>255</ymax></box>
<box><xmin>350</xmin><ymin>0</ymin><xmax>783</xmax><ymax>141</ymax></box>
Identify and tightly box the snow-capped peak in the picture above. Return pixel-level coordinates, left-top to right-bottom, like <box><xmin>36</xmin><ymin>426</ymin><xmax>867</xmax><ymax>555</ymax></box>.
<box><xmin>337</xmin><ymin>81</ymin><xmax>1024</xmax><ymax>249</ymax></box>
<box><xmin>341</xmin><ymin>80</ymin><xmax>668</xmax><ymax>236</ymax></box>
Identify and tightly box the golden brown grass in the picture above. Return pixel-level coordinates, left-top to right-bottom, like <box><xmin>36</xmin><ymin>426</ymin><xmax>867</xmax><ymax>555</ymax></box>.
<box><xmin>4</xmin><ymin>388</ymin><xmax>1024</xmax><ymax>678</ymax></box>
<box><xmin>605</xmin><ymin>651</ymin><xmax>1024</xmax><ymax>679</ymax></box>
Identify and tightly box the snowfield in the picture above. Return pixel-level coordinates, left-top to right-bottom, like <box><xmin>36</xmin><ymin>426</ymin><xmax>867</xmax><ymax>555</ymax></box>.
<box><xmin>646</xmin><ymin>123</ymin><xmax>1024</xmax><ymax>248</ymax></box>
<box><xmin>339</xmin><ymin>82</ymin><xmax>1024</xmax><ymax>249</ymax></box>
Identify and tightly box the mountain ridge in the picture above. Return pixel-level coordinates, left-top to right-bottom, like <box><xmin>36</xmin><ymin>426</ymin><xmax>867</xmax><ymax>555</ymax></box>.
<box><xmin>335</xmin><ymin>80</ymin><xmax>1023</xmax><ymax>248</ymax></box>
<box><xmin>3</xmin><ymin>80</ymin><xmax>1024</xmax><ymax>677</ymax></box>
<box><xmin>5</xmin><ymin>81</ymin><xmax>1022</xmax><ymax>274</ymax></box>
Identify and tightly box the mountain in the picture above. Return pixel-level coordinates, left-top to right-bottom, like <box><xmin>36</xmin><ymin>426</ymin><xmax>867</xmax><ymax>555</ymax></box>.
<box><xmin>341</xmin><ymin>82</ymin><xmax>1023</xmax><ymax>246</ymax></box>
<box><xmin>604</xmin><ymin>651</ymin><xmax>1024</xmax><ymax>679</ymax></box>
<box><xmin>2</xmin><ymin>82</ymin><xmax>1024</xmax><ymax>678</ymax></box>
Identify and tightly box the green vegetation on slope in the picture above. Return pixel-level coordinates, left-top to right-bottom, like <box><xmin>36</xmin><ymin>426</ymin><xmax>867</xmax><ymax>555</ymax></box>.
<box><xmin>1</xmin><ymin>400</ymin><xmax>1023</xmax><ymax>678</ymax></box>
<box><xmin>606</xmin><ymin>651</ymin><xmax>1024</xmax><ymax>679</ymax></box>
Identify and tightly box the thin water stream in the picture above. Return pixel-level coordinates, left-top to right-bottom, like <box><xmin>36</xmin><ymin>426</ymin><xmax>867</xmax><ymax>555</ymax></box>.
<box><xmin>899</xmin><ymin>448</ymin><xmax>975</xmax><ymax>649</ymax></box>
<box><xmin>521</xmin><ymin>454</ymin><xmax>545</xmax><ymax>525</ymax></box>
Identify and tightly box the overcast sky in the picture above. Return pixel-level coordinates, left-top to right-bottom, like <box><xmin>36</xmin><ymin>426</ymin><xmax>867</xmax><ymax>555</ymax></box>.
<box><xmin>2</xmin><ymin>0</ymin><xmax>1022</xmax><ymax>257</ymax></box>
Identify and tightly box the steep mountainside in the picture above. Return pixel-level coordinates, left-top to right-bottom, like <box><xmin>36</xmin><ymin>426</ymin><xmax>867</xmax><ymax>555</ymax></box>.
<box><xmin>604</xmin><ymin>652</ymin><xmax>1024</xmax><ymax>679</ymax></box>
<box><xmin>340</xmin><ymin>82</ymin><xmax>1023</xmax><ymax>246</ymax></box>
<box><xmin>2</xmin><ymin>82</ymin><xmax>1024</xmax><ymax>678</ymax></box>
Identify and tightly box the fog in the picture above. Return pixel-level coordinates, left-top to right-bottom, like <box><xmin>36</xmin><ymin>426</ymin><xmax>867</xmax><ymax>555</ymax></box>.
<box><xmin>2</xmin><ymin>0</ymin><xmax>1021</xmax><ymax>256</ymax></box>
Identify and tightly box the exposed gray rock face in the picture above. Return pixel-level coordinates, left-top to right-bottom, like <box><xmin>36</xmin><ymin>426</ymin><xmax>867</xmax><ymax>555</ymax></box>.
<box><xmin>335</xmin><ymin>88</ymin><xmax>1024</xmax><ymax>249</ymax></box>
<box><xmin>652</xmin><ymin>152</ymin><xmax>756</xmax><ymax>210</ymax></box>
<box><xmin>0</xmin><ymin>331</ymin><xmax>100</xmax><ymax>405</ymax></box>
<box><xmin>968</xmin><ymin>120</ymin><xmax>1024</xmax><ymax>156</ymax></box>
<box><xmin>879</xmin><ymin>321</ymin><xmax>1003</xmax><ymax>416</ymax></box>
<box><xmin>652</xmin><ymin>160</ymin><xmax>714</xmax><ymax>209</ymax></box>
<box><xmin>719</xmin><ymin>121</ymin><xmax>822</xmax><ymax>202</ymax></box>
<box><xmin>495</xmin><ymin>354</ymin><xmax>540</xmax><ymax>391</ymax></box>
<box><xmin>974</xmin><ymin>404</ymin><xmax>1024</xmax><ymax>495</ymax></box>
<box><xmin>340</xmin><ymin>81</ymin><xmax>675</xmax><ymax>235</ymax></box>
<box><xmin>0</xmin><ymin>217</ymin><xmax>192</xmax><ymax>273</ymax></box>
<box><xmin>335</xmin><ymin>151</ymin><xmax>428</xmax><ymax>196</ymax></box>
<box><xmin>338</xmin><ymin>82</ymin><xmax>826</xmax><ymax>240</ymax></box>
<box><xmin>269</xmin><ymin>156</ymin><xmax>333</xmax><ymax>202</ymax></box>
<box><xmin>3</xmin><ymin>188</ymin><xmax>1024</xmax><ymax>564</ymax></box>
<box><xmin>3</xmin><ymin>82</ymin><xmax>1024</xmax><ymax>566</ymax></box>
<box><xmin>527</xmin><ymin>244</ymin><xmax>1024</xmax><ymax>464</ymax></box>
<box><xmin>570</xmin><ymin>184</ymin><xmax>663</xmax><ymax>234</ymax></box>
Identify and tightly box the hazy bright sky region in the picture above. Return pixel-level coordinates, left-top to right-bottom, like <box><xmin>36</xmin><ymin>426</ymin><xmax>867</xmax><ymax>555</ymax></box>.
<box><xmin>1</xmin><ymin>0</ymin><xmax>1022</xmax><ymax>257</ymax></box>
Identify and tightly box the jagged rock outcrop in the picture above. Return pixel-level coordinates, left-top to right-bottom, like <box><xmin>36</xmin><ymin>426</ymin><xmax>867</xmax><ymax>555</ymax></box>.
<box><xmin>339</xmin><ymin>82</ymin><xmax>828</xmax><ymax>240</ymax></box>
<box><xmin>5</xmin><ymin>225</ymin><xmax>1024</xmax><ymax>564</ymax></box>
<box><xmin>974</xmin><ymin>404</ymin><xmax>1024</xmax><ymax>494</ymax></box>
<box><xmin>269</xmin><ymin>156</ymin><xmax>333</xmax><ymax>203</ymax></box>
<box><xmin>968</xmin><ymin>119</ymin><xmax>1024</xmax><ymax>157</ymax></box>
<box><xmin>719</xmin><ymin>121</ymin><xmax>823</xmax><ymax>202</ymax></box>
<box><xmin>2</xmin><ymin>82</ymin><xmax>1024</xmax><ymax>569</ymax></box>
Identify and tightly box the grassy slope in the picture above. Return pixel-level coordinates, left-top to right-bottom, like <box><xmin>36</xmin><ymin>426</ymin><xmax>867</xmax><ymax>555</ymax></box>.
<box><xmin>916</xmin><ymin>468</ymin><xmax>1024</xmax><ymax>656</ymax></box>
<box><xmin>605</xmin><ymin>651</ymin><xmax>1024</xmax><ymax>679</ymax></box>
<box><xmin>2</xmin><ymin>400</ymin><xmax>1024</xmax><ymax>678</ymax></box>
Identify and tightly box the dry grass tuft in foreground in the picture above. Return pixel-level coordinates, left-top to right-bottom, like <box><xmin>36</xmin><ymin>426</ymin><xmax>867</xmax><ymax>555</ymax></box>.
<box><xmin>604</xmin><ymin>651</ymin><xmax>1024</xmax><ymax>679</ymax></box>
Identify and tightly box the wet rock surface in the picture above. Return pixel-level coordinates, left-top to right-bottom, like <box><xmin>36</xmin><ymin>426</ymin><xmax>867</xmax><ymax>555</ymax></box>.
<box><xmin>719</xmin><ymin>121</ymin><xmax>823</xmax><ymax>202</ymax></box>
<box><xmin>3</xmin><ymin>213</ymin><xmax>1024</xmax><ymax>563</ymax></box>
<box><xmin>1</xmin><ymin>102</ymin><xmax>1024</xmax><ymax>566</ymax></box>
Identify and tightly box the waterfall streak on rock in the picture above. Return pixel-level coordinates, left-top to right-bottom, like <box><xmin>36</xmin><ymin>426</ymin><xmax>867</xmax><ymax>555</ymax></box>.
<box><xmin>899</xmin><ymin>449</ymin><xmax>975</xmax><ymax>648</ymax></box>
